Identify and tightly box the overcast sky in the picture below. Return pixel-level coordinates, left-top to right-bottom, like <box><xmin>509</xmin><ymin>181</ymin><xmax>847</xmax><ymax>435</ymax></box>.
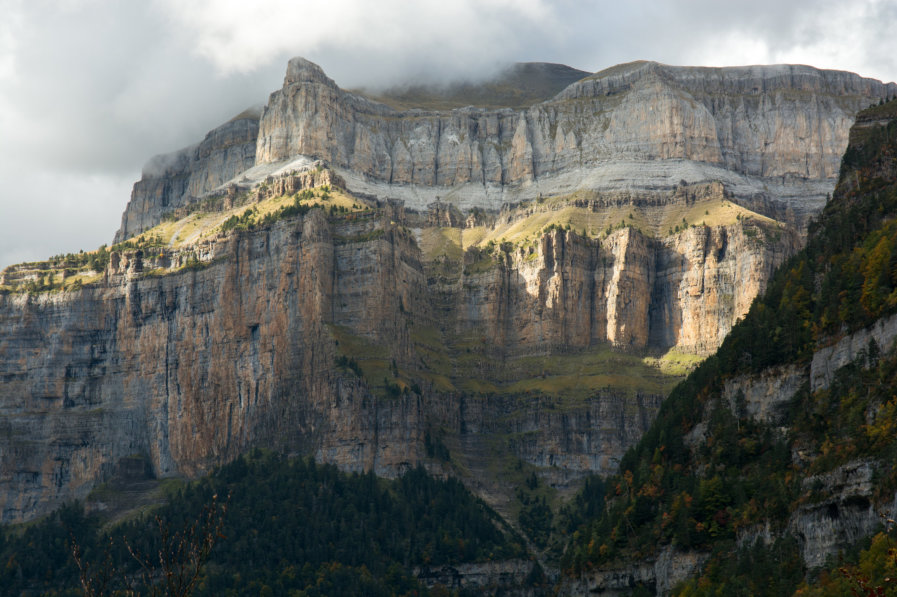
<box><xmin>2</xmin><ymin>0</ymin><xmax>896</xmax><ymax>270</ymax></box>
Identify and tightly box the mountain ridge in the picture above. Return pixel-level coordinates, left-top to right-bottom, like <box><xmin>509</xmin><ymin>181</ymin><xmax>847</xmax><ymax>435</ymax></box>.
<box><xmin>116</xmin><ymin>58</ymin><xmax>896</xmax><ymax>242</ymax></box>
<box><xmin>0</xmin><ymin>57</ymin><xmax>893</xmax><ymax>542</ymax></box>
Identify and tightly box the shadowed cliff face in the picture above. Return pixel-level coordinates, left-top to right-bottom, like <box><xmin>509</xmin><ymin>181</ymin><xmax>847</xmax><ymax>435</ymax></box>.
<box><xmin>0</xmin><ymin>183</ymin><xmax>795</xmax><ymax>522</ymax></box>
<box><xmin>4</xmin><ymin>58</ymin><xmax>892</xmax><ymax>524</ymax></box>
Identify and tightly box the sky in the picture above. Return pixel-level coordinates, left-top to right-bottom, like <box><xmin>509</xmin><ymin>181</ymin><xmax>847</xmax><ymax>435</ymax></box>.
<box><xmin>2</xmin><ymin>0</ymin><xmax>897</xmax><ymax>270</ymax></box>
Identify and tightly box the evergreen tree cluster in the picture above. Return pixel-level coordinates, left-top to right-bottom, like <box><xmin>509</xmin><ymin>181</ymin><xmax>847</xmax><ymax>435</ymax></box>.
<box><xmin>0</xmin><ymin>451</ymin><xmax>527</xmax><ymax>596</ymax></box>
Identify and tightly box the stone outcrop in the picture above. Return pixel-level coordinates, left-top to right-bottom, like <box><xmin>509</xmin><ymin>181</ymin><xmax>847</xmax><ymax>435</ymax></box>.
<box><xmin>788</xmin><ymin>461</ymin><xmax>894</xmax><ymax>569</ymax></box>
<box><xmin>562</xmin><ymin>547</ymin><xmax>708</xmax><ymax>596</ymax></box>
<box><xmin>810</xmin><ymin>311</ymin><xmax>897</xmax><ymax>391</ymax></box>
<box><xmin>115</xmin><ymin>109</ymin><xmax>261</xmax><ymax>241</ymax></box>
<box><xmin>255</xmin><ymin>59</ymin><xmax>895</xmax><ymax>219</ymax></box>
<box><xmin>722</xmin><ymin>364</ymin><xmax>808</xmax><ymax>425</ymax></box>
<box><xmin>415</xmin><ymin>559</ymin><xmax>536</xmax><ymax>593</ymax></box>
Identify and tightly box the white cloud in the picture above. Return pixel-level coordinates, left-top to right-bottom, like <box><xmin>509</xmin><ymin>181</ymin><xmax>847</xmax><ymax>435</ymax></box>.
<box><xmin>0</xmin><ymin>1</ymin><xmax>22</xmax><ymax>81</ymax></box>
<box><xmin>156</xmin><ymin>0</ymin><xmax>561</xmax><ymax>86</ymax></box>
<box><xmin>768</xmin><ymin>1</ymin><xmax>897</xmax><ymax>83</ymax></box>
<box><xmin>675</xmin><ymin>0</ymin><xmax>897</xmax><ymax>82</ymax></box>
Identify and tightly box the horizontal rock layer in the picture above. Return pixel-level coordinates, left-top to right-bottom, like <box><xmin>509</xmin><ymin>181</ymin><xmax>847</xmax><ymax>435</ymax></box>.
<box><xmin>0</xmin><ymin>195</ymin><xmax>793</xmax><ymax>521</ymax></box>
<box><xmin>117</xmin><ymin>58</ymin><xmax>896</xmax><ymax>240</ymax></box>
<box><xmin>258</xmin><ymin>59</ymin><xmax>896</xmax><ymax>187</ymax></box>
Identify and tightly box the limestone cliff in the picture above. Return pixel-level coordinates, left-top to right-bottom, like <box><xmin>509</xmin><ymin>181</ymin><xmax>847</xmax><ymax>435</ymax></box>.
<box><xmin>4</xmin><ymin>57</ymin><xmax>894</xmax><ymax>531</ymax></box>
<box><xmin>446</xmin><ymin>217</ymin><xmax>795</xmax><ymax>356</ymax></box>
<box><xmin>115</xmin><ymin>108</ymin><xmax>261</xmax><ymax>241</ymax></box>
<box><xmin>256</xmin><ymin>58</ymin><xmax>895</xmax><ymax>220</ymax></box>
<box><xmin>560</xmin><ymin>97</ymin><xmax>897</xmax><ymax>596</ymax></box>
<box><xmin>0</xmin><ymin>175</ymin><xmax>797</xmax><ymax>522</ymax></box>
<box><xmin>117</xmin><ymin>59</ymin><xmax>896</xmax><ymax>241</ymax></box>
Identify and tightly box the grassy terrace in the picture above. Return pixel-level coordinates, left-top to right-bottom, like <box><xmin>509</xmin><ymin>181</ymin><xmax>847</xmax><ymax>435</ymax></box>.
<box><xmin>330</xmin><ymin>320</ymin><xmax>685</xmax><ymax>404</ymax></box>
<box><xmin>0</xmin><ymin>250</ymin><xmax>110</xmax><ymax>293</ymax></box>
<box><xmin>133</xmin><ymin>184</ymin><xmax>369</xmax><ymax>250</ymax></box>
<box><xmin>415</xmin><ymin>189</ymin><xmax>781</xmax><ymax>263</ymax></box>
<box><xmin>0</xmin><ymin>178</ymin><xmax>370</xmax><ymax>294</ymax></box>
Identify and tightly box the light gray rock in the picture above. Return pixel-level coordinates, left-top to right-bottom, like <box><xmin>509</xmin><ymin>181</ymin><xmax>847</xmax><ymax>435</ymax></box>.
<box><xmin>415</xmin><ymin>559</ymin><xmax>535</xmax><ymax>592</ymax></box>
<box><xmin>788</xmin><ymin>461</ymin><xmax>889</xmax><ymax>569</ymax></box>
<box><xmin>722</xmin><ymin>364</ymin><xmax>808</xmax><ymax>424</ymax></box>
<box><xmin>115</xmin><ymin>108</ymin><xmax>261</xmax><ymax>241</ymax></box>
<box><xmin>255</xmin><ymin>58</ymin><xmax>895</xmax><ymax>223</ymax></box>
<box><xmin>811</xmin><ymin>312</ymin><xmax>897</xmax><ymax>391</ymax></box>
<box><xmin>118</xmin><ymin>59</ymin><xmax>896</xmax><ymax>242</ymax></box>
<box><xmin>561</xmin><ymin>546</ymin><xmax>708</xmax><ymax>596</ymax></box>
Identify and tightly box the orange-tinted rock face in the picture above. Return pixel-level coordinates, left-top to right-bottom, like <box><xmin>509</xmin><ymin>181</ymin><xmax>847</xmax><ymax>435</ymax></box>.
<box><xmin>0</xmin><ymin>199</ymin><xmax>796</xmax><ymax>522</ymax></box>
<box><xmin>0</xmin><ymin>212</ymin><xmax>425</xmax><ymax>522</ymax></box>
<box><xmin>453</xmin><ymin>221</ymin><xmax>796</xmax><ymax>356</ymax></box>
<box><xmin>5</xmin><ymin>57</ymin><xmax>889</xmax><ymax>523</ymax></box>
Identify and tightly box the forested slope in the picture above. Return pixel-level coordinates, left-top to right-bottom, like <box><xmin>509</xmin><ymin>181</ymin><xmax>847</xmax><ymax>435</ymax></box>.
<box><xmin>0</xmin><ymin>451</ymin><xmax>536</xmax><ymax>596</ymax></box>
<box><xmin>562</xmin><ymin>98</ymin><xmax>897</xmax><ymax>595</ymax></box>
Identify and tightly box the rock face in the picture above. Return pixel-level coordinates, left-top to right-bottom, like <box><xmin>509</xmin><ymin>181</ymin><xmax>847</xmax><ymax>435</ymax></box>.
<box><xmin>788</xmin><ymin>461</ymin><xmax>893</xmax><ymax>569</ymax></box>
<box><xmin>4</xmin><ymin>57</ymin><xmax>896</xmax><ymax>525</ymax></box>
<box><xmin>450</xmin><ymin>219</ymin><xmax>796</xmax><ymax>356</ymax></box>
<box><xmin>115</xmin><ymin>109</ymin><xmax>261</xmax><ymax>241</ymax></box>
<box><xmin>255</xmin><ymin>59</ymin><xmax>895</xmax><ymax>218</ymax></box>
<box><xmin>722</xmin><ymin>364</ymin><xmax>808</xmax><ymax>424</ymax></box>
<box><xmin>117</xmin><ymin>58</ymin><xmax>896</xmax><ymax>240</ymax></box>
<box><xmin>811</xmin><ymin>311</ymin><xmax>897</xmax><ymax>391</ymax></box>
<box><xmin>415</xmin><ymin>559</ymin><xmax>536</xmax><ymax>593</ymax></box>
<box><xmin>563</xmin><ymin>547</ymin><xmax>708</xmax><ymax>596</ymax></box>
<box><xmin>0</xmin><ymin>187</ymin><xmax>796</xmax><ymax>522</ymax></box>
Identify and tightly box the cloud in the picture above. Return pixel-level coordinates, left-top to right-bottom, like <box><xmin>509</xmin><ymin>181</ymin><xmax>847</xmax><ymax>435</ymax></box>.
<box><xmin>155</xmin><ymin>0</ymin><xmax>897</xmax><ymax>87</ymax></box>
<box><xmin>0</xmin><ymin>162</ymin><xmax>130</xmax><ymax>268</ymax></box>
<box><xmin>156</xmin><ymin>0</ymin><xmax>563</xmax><ymax>86</ymax></box>
<box><xmin>0</xmin><ymin>1</ymin><xmax>283</xmax><ymax>268</ymax></box>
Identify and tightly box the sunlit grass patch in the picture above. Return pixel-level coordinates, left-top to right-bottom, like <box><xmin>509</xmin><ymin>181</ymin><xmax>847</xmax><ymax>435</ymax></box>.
<box><xmin>643</xmin><ymin>347</ymin><xmax>706</xmax><ymax>376</ymax></box>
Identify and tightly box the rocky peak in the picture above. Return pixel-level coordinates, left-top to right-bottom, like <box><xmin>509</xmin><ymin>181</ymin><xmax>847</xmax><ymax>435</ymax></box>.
<box><xmin>284</xmin><ymin>56</ymin><xmax>339</xmax><ymax>88</ymax></box>
<box><xmin>561</xmin><ymin>61</ymin><xmax>897</xmax><ymax>100</ymax></box>
<box><xmin>255</xmin><ymin>57</ymin><xmax>894</xmax><ymax>217</ymax></box>
<box><xmin>115</xmin><ymin>57</ymin><xmax>896</xmax><ymax>243</ymax></box>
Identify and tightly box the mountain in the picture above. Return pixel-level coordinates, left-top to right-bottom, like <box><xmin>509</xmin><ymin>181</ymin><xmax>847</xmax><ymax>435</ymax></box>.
<box><xmin>561</xmin><ymin>98</ymin><xmax>897</xmax><ymax>595</ymax></box>
<box><xmin>0</xmin><ymin>58</ymin><xmax>894</xmax><ymax>535</ymax></box>
<box><xmin>355</xmin><ymin>61</ymin><xmax>593</xmax><ymax>111</ymax></box>
<box><xmin>118</xmin><ymin>59</ymin><xmax>896</xmax><ymax>241</ymax></box>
